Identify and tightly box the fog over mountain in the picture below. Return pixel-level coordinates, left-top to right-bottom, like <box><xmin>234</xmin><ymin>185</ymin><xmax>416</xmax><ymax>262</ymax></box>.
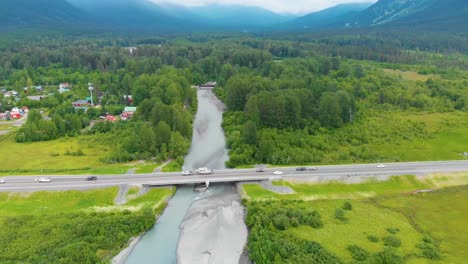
<box><xmin>0</xmin><ymin>0</ymin><xmax>465</xmax><ymax>33</ymax></box>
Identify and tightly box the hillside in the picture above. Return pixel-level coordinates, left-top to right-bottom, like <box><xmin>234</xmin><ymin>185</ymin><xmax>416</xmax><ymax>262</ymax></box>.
<box><xmin>0</xmin><ymin>0</ymin><xmax>86</xmax><ymax>30</ymax></box>
<box><xmin>348</xmin><ymin>0</ymin><xmax>468</xmax><ymax>31</ymax></box>
<box><xmin>288</xmin><ymin>3</ymin><xmax>373</xmax><ymax>29</ymax></box>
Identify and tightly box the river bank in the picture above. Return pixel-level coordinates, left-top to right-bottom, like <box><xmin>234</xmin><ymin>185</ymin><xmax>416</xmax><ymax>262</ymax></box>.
<box><xmin>177</xmin><ymin>184</ymin><xmax>248</xmax><ymax>264</ymax></box>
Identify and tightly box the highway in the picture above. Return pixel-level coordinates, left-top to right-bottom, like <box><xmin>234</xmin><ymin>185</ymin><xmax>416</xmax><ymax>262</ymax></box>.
<box><xmin>0</xmin><ymin>160</ymin><xmax>467</xmax><ymax>192</ymax></box>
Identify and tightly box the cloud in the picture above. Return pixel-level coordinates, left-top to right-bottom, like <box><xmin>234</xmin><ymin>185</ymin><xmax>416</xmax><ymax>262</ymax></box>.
<box><xmin>150</xmin><ymin>0</ymin><xmax>376</xmax><ymax>14</ymax></box>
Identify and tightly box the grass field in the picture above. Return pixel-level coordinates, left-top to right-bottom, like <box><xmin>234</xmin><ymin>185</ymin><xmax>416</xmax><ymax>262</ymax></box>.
<box><xmin>244</xmin><ymin>175</ymin><xmax>468</xmax><ymax>263</ymax></box>
<box><xmin>383</xmin><ymin>69</ymin><xmax>437</xmax><ymax>81</ymax></box>
<box><xmin>287</xmin><ymin>200</ymin><xmax>425</xmax><ymax>262</ymax></box>
<box><xmin>243</xmin><ymin>174</ymin><xmax>468</xmax><ymax>200</ymax></box>
<box><xmin>0</xmin><ymin>134</ymin><xmax>110</xmax><ymax>172</ymax></box>
<box><xmin>378</xmin><ymin>185</ymin><xmax>468</xmax><ymax>264</ymax></box>
<box><xmin>0</xmin><ymin>186</ymin><xmax>173</xmax><ymax>216</ymax></box>
<box><xmin>0</xmin><ymin>186</ymin><xmax>174</xmax><ymax>263</ymax></box>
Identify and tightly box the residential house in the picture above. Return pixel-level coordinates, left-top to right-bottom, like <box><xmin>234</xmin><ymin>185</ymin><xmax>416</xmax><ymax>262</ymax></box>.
<box><xmin>72</xmin><ymin>99</ymin><xmax>90</xmax><ymax>111</ymax></box>
<box><xmin>105</xmin><ymin>115</ymin><xmax>117</xmax><ymax>122</ymax></box>
<box><xmin>59</xmin><ymin>83</ymin><xmax>71</xmax><ymax>93</ymax></box>
<box><xmin>27</xmin><ymin>95</ymin><xmax>47</xmax><ymax>101</ymax></box>
<box><xmin>120</xmin><ymin>106</ymin><xmax>137</xmax><ymax>120</ymax></box>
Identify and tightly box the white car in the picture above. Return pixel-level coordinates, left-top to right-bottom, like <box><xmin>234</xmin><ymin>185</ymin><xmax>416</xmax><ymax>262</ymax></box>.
<box><xmin>376</xmin><ymin>164</ymin><xmax>386</xmax><ymax>168</ymax></box>
<box><xmin>0</xmin><ymin>178</ymin><xmax>5</xmax><ymax>184</ymax></box>
<box><xmin>273</xmin><ymin>170</ymin><xmax>283</xmax><ymax>175</ymax></box>
<box><xmin>181</xmin><ymin>170</ymin><xmax>193</xmax><ymax>176</ymax></box>
<box><xmin>37</xmin><ymin>177</ymin><xmax>52</xmax><ymax>183</ymax></box>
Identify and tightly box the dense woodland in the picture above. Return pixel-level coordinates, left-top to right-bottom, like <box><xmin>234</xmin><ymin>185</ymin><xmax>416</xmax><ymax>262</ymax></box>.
<box><xmin>0</xmin><ymin>33</ymin><xmax>467</xmax><ymax>166</ymax></box>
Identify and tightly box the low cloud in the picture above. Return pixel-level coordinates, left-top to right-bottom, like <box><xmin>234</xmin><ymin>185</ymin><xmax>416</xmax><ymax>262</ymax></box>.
<box><xmin>151</xmin><ymin>0</ymin><xmax>376</xmax><ymax>14</ymax></box>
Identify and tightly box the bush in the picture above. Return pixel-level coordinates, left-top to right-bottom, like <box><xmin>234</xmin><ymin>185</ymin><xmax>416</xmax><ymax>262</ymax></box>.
<box><xmin>386</xmin><ymin>227</ymin><xmax>400</xmax><ymax>234</ymax></box>
<box><xmin>367</xmin><ymin>235</ymin><xmax>380</xmax><ymax>243</ymax></box>
<box><xmin>342</xmin><ymin>201</ymin><xmax>353</xmax><ymax>211</ymax></box>
<box><xmin>335</xmin><ymin>208</ymin><xmax>347</xmax><ymax>221</ymax></box>
<box><xmin>418</xmin><ymin>236</ymin><xmax>441</xmax><ymax>260</ymax></box>
<box><xmin>347</xmin><ymin>245</ymin><xmax>369</xmax><ymax>261</ymax></box>
<box><xmin>383</xmin><ymin>236</ymin><xmax>402</xmax><ymax>248</ymax></box>
<box><xmin>370</xmin><ymin>248</ymin><xmax>404</xmax><ymax>264</ymax></box>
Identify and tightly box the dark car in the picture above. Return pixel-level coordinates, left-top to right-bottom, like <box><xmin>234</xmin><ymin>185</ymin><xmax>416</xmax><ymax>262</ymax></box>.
<box><xmin>296</xmin><ymin>167</ymin><xmax>307</xmax><ymax>171</ymax></box>
<box><xmin>86</xmin><ymin>176</ymin><xmax>98</xmax><ymax>181</ymax></box>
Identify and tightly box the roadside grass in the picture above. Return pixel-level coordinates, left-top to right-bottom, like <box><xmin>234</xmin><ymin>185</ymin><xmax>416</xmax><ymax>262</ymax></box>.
<box><xmin>287</xmin><ymin>199</ymin><xmax>424</xmax><ymax>262</ymax></box>
<box><xmin>383</xmin><ymin>69</ymin><xmax>437</xmax><ymax>81</ymax></box>
<box><xmin>126</xmin><ymin>187</ymin><xmax>174</xmax><ymax>207</ymax></box>
<box><xmin>0</xmin><ymin>187</ymin><xmax>118</xmax><ymax>216</ymax></box>
<box><xmin>162</xmin><ymin>160</ymin><xmax>182</xmax><ymax>172</ymax></box>
<box><xmin>0</xmin><ymin>134</ymin><xmax>109</xmax><ymax>172</ymax></box>
<box><xmin>377</xmin><ymin>185</ymin><xmax>468</xmax><ymax>264</ymax></box>
<box><xmin>135</xmin><ymin>163</ymin><xmax>161</xmax><ymax>174</ymax></box>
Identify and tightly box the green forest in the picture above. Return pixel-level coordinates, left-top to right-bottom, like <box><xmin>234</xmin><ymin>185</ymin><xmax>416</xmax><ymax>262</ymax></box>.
<box><xmin>0</xmin><ymin>33</ymin><xmax>467</xmax><ymax>169</ymax></box>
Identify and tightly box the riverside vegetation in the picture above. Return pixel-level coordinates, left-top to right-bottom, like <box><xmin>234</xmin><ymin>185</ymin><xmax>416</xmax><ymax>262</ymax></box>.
<box><xmin>242</xmin><ymin>174</ymin><xmax>468</xmax><ymax>264</ymax></box>
<box><xmin>0</xmin><ymin>187</ymin><xmax>173</xmax><ymax>263</ymax></box>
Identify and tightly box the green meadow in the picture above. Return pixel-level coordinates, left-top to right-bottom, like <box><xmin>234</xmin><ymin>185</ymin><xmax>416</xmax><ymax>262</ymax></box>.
<box><xmin>243</xmin><ymin>175</ymin><xmax>468</xmax><ymax>263</ymax></box>
<box><xmin>0</xmin><ymin>187</ymin><xmax>173</xmax><ymax>263</ymax></box>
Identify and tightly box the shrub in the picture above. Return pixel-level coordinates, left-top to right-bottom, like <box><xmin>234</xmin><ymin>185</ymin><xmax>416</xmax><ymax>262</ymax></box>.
<box><xmin>347</xmin><ymin>245</ymin><xmax>369</xmax><ymax>261</ymax></box>
<box><xmin>383</xmin><ymin>236</ymin><xmax>402</xmax><ymax>248</ymax></box>
<box><xmin>335</xmin><ymin>208</ymin><xmax>347</xmax><ymax>221</ymax></box>
<box><xmin>367</xmin><ymin>235</ymin><xmax>380</xmax><ymax>243</ymax></box>
<box><xmin>386</xmin><ymin>227</ymin><xmax>400</xmax><ymax>234</ymax></box>
<box><xmin>342</xmin><ymin>201</ymin><xmax>353</xmax><ymax>211</ymax></box>
<box><xmin>370</xmin><ymin>248</ymin><xmax>404</xmax><ymax>264</ymax></box>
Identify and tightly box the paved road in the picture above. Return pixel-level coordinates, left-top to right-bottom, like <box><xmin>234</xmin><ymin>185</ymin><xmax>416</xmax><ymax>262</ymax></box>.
<box><xmin>0</xmin><ymin>160</ymin><xmax>467</xmax><ymax>192</ymax></box>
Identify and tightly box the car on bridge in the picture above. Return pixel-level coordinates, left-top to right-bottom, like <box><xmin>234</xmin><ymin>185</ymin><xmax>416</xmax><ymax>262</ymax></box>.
<box><xmin>273</xmin><ymin>170</ymin><xmax>283</xmax><ymax>175</ymax></box>
<box><xmin>377</xmin><ymin>164</ymin><xmax>386</xmax><ymax>168</ymax></box>
<box><xmin>86</xmin><ymin>176</ymin><xmax>98</xmax><ymax>181</ymax></box>
<box><xmin>296</xmin><ymin>167</ymin><xmax>307</xmax><ymax>171</ymax></box>
<box><xmin>196</xmin><ymin>167</ymin><xmax>213</xmax><ymax>175</ymax></box>
<box><xmin>0</xmin><ymin>178</ymin><xmax>5</xmax><ymax>184</ymax></box>
<box><xmin>308</xmin><ymin>166</ymin><xmax>318</xmax><ymax>171</ymax></box>
<box><xmin>181</xmin><ymin>170</ymin><xmax>193</xmax><ymax>176</ymax></box>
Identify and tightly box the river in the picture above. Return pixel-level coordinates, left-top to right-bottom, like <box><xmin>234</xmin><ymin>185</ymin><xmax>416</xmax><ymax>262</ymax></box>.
<box><xmin>124</xmin><ymin>89</ymin><xmax>248</xmax><ymax>264</ymax></box>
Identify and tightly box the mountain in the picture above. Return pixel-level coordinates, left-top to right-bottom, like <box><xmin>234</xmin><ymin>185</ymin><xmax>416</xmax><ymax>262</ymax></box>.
<box><xmin>66</xmin><ymin>0</ymin><xmax>191</xmax><ymax>31</ymax></box>
<box><xmin>190</xmin><ymin>4</ymin><xmax>294</xmax><ymax>27</ymax></box>
<box><xmin>347</xmin><ymin>0</ymin><xmax>468</xmax><ymax>30</ymax></box>
<box><xmin>0</xmin><ymin>0</ymin><xmax>86</xmax><ymax>30</ymax></box>
<box><xmin>287</xmin><ymin>3</ymin><xmax>373</xmax><ymax>29</ymax></box>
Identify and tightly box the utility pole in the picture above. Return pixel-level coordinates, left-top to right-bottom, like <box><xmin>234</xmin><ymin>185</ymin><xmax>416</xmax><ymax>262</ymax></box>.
<box><xmin>88</xmin><ymin>83</ymin><xmax>94</xmax><ymax>107</ymax></box>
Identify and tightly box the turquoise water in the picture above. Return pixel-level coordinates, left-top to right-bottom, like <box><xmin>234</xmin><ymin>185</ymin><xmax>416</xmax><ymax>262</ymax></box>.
<box><xmin>124</xmin><ymin>186</ymin><xmax>199</xmax><ymax>264</ymax></box>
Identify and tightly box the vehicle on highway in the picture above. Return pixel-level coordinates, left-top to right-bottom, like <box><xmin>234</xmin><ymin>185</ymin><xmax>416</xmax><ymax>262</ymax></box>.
<box><xmin>196</xmin><ymin>167</ymin><xmax>213</xmax><ymax>175</ymax></box>
<box><xmin>37</xmin><ymin>177</ymin><xmax>52</xmax><ymax>183</ymax></box>
<box><xmin>377</xmin><ymin>164</ymin><xmax>386</xmax><ymax>168</ymax></box>
<box><xmin>255</xmin><ymin>164</ymin><xmax>266</xmax><ymax>172</ymax></box>
<box><xmin>296</xmin><ymin>167</ymin><xmax>307</xmax><ymax>171</ymax></box>
<box><xmin>273</xmin><ymin>170</ymin><xmax>283</xmax><ymax>175</ymax></box>
<box><xmin>86</xmin><ymin>176</ymin><xmax>98</xmax><ymax>181</ymax></box>
<box><xmin>308</xmin><ymin>166</ymin><xmax>318</xmax><ymax>171</ymax></box>
<box><xmin>181</xmin><ymin>170</ymin><xmax>193</xmax><ymax>176</ymax></box>
<box><xmin>0</xmin><ymin>178</ymin><xmax>5</xmax><ymax>184</ymax></box>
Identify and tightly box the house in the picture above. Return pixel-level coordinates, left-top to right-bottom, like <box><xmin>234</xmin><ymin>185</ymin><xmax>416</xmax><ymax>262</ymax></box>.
<box><xmin>123</xmin><ymin>95</ymin><xmax>133</xmax><ymax>104</ymax></box>
<box><xmin>21</xmin><ymin>106</ymin><xmax>29</xmax><ymax>113</ymax></box>
<box><xmin>9</xmin><ymin>111</ymin><xmax>21</xmax><ymax>119</ymax></box>
<box><xmin>3</xmin><ymin>90</ymin><xmax>18</xmax><ymax>98</ymax></box>
<box><xmin>120</xmin><ymin>106</ymin><xmax>137</xmax><ymax>120</ymax></box>
<box><xmin>105</xmin><ymin>115</ymin><xmax>116</xmax><ymax>122</ymax></box>
<box><xmin>34</xmin><ymin>86</ymin><xmax>43</xmax><ymax>92</ymax></box>
<box><xmin>27</xmin><ymin>95</ymin><xmax>47</xmax><ymax>101</ymax></box>
<box><xmin>72</xmin><ymin>100</ymin><xmax>90</xmax><ymax>108</ymax></box>
<box><xmin>59</xmin><ymin>83</ymin><xmax>71</xmax><ymax>93</ymax></box>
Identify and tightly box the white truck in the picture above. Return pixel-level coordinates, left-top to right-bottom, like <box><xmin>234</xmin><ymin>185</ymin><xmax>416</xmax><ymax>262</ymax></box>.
<box><xmin>195</xmin><ymin>167</ymin><xmax>213</xmax><ymax>175</ymax></box>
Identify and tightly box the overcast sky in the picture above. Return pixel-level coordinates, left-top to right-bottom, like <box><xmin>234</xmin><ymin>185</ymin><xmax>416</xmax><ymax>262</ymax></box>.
<box><xmin>151</xmin><ymin>0</ymin><xmax>376</xmax><ymax>14</ymax></box>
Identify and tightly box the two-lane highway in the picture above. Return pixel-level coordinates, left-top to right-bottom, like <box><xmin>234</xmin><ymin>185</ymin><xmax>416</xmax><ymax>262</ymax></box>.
<box><xmin>0</xmin><ymin>160</ymin><xmax>467</xmax><ymax>192</ymax></box>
